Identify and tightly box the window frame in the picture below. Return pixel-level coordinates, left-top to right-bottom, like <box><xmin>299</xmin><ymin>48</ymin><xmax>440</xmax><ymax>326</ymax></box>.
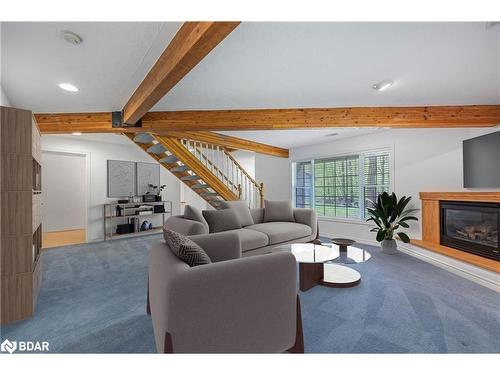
<box><xmin>292</xmin><ymin>147</ymin><xmax>394</xmax><ymax>222</ymax></box>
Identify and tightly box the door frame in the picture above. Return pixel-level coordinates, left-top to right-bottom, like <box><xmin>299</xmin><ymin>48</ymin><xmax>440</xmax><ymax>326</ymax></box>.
<box><xmin>41</xmin><ymin>148</ymin><xmax>91</xmax><ymax>243</ymax></box>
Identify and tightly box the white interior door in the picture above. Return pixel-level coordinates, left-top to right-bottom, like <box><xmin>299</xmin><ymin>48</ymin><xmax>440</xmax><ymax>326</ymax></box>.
<box><xmin>42</xmin><ymin>151</ymin><xmax>87</xmax><ymax>233</ymax></box>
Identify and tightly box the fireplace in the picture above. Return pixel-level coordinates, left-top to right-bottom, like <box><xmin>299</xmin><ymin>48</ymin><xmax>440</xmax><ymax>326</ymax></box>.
<box><xmin>440</xmin><ymin>201</ymin><xmax>500</xmax><ymax>261</ymax></box>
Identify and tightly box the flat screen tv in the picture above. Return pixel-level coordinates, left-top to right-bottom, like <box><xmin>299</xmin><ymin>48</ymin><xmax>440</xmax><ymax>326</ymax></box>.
<box><xmin>463</xmin><ymin>131</ymin><xmax>500</xmax><ymax>188</ymax></box>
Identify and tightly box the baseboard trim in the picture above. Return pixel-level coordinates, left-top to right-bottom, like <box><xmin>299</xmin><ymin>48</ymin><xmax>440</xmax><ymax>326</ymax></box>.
<box><xmin>320</xmin><ymin>231</ymin><xmax>499</xmax><ymax>292</ymax></box>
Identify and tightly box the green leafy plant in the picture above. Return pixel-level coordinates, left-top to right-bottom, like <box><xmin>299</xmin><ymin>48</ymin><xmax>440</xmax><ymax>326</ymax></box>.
<box><xmin>366</xmin><ymin>192</ymin><xmax>418</xmax><ymax>243</ymax></box>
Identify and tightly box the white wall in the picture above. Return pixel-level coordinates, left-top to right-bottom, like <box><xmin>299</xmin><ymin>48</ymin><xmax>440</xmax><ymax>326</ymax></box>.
<box><xmin>290</xmin><ymin>127</ymin><xmax>500</xmax><ymax>242</ymax></box>
<box><xmin>231</xmin><ymin>150</ymin><xmax>255</xmax><ymax>178</ymax></box>
<box><xmin>0</xmin><ymin>84</ymin><xmax>11</xmax><ymax>106</ymax></box>
<box><xmin>255</xmin><ymin>153</ymin><xmax>292</xmax><ymax>201</ymax></box>
<box><xmin>41</xmin><ymin>134</ymin><xmax>207</xmax><ymax>242</ymax></box>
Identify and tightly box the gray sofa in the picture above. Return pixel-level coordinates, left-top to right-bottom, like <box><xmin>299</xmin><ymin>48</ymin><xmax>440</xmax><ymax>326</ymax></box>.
<box><xmin>148</xmin><ymin>231</ymin><xmax>304</xmax><ymax>353</ymax></box>
<box><xmin>164</xmin><ymin>206</ymin><xmax>318</xmax><ymax>257</ymax></box>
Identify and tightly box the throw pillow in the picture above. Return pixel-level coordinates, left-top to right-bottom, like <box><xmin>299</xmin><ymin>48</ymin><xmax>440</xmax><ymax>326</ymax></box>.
<box><xmin>184</xmin><ymin>204</ymin><xmax>209</xmax><ymax>230</ymax></box>
<box><xmin>202</xmin><ymin>209</ymin><xmax>242</xmax><ymax>233</ymax></box>
<box><xmin>264</xmin><ymin>200</ymin><xmax>295</xmax><ymax>222</ymax></box>
<box><xmin>163</xmin><ymin>228</ymin><xmax>211</xmax><ymax>267</ymax></box>
<box><xmin>219</xmin><ymin>200</ymin><xmax>254</xmax><ymax>227</ymax></box>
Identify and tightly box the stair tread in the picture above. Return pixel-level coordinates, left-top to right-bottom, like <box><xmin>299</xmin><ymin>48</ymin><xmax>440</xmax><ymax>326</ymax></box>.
<box><xmin>200</xmin><ymin>191</ymin><xmax>218</xmax><ymax>196</ymax></box>
<box><xmin>180</xmin><ymin>175</ymin><xmax>201</xmax><ymax>181</ymax></box>
<box><xmin>191</xmin><ymin>183</ymin><xmax>210</xmax><ymax>189</ymax></box>
<box><xmin>159</xmin><ymin>155</ymin><xmax>178</xmax><ymax>164</ymax></box>
<box><xmin>170</xmin><ymin>165</ymin><xmax>190</xmax><ymax>172</ymax></box>
<box><xmin>147</xmin><ymin>144</ymin><xmax>168</xmax><ymax>154</ymax></box>
<box><xmin>133</xmin><ymin>133</ymin><xmax>155</xmax><ymax>144</ymax></box>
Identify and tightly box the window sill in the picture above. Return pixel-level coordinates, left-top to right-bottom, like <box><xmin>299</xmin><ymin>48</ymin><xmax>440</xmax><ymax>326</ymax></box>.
<box><xmin>318</xmin><ymin>216</ymin><xmax>372</xmax><ymax>226</ymax></box>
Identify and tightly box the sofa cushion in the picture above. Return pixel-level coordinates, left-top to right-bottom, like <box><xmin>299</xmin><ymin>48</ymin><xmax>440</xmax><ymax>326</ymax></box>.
<box><xmin>219</xmin><ymin>200</ymin><xmax>254</xmax><ymax>227</ymax></box>
<box><xmin>202</xmin><ymin>209</ymin><xmax>242</xmax><ymax>233</ymax></box>
<box><xmin>245</xmin><ymin>222</ymin><xmax>312</xmax><ymax>245</ymax></box>
<box><xmin>163</xmin><ymin>229</ymin><xmax>211</xmax><ymax>267</ymax></box>
<box><xmin>223</xmin><ymin>228</ymin><xmax>269</xmax><ymax>252</ymax></box>
<box><xmin>184</xmin><ymin>205</ymin><xmax>209</xmax><ymax>230</ymax></box>
<box><xmin>264</xmin><ymin>200</ymin><xmax>295</xmax><ymax>223</ymax></box>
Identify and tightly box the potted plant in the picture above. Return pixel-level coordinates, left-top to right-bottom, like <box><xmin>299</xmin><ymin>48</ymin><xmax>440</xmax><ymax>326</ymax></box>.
<box><xmin>366</xmin><ymin>192</ymin><xmax>418</xmax><ymax>254</ymax></box>
<box><xmin>148</xmin><ymin>184</ymin><xmax>166</xmax><ymax>202</ymax></box>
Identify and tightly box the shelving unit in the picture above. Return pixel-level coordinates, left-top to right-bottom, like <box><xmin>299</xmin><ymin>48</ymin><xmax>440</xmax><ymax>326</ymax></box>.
<box><xmin>103</xmin><ymin>201</ymin><xmax>172</xmax><ymax>241</ymax></box>
<box><xmin>1</xmin><ymin>107</ymin><xmax>43</xmax><ymax>324</ymax></box>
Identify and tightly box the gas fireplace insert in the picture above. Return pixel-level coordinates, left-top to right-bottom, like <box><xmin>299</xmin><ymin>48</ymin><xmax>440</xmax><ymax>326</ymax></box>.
<box><xmin>440</xmin><ymin>201</ymin><xmax>499</xmax><ymax>261</ymax></box>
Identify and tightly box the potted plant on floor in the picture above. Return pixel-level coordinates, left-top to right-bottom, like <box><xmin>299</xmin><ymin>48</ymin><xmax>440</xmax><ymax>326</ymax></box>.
<box><xmin>366</xmin><ymin>192</ymin><xmax>418</xmax><ymax>254</ymax></box>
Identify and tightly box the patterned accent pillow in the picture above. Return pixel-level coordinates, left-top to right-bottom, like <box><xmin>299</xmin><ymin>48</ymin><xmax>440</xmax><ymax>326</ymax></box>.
<box><xmin>163</xmin><ymin>229</ymin><xmax>212</xmax><ymax>267</ymax></box>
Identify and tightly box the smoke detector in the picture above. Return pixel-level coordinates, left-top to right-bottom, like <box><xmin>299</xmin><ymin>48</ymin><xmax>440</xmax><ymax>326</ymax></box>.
<box><xmin>61</xmin><ymin>30</ymin><xmax>83</xmax><ymax>45</ymax></box>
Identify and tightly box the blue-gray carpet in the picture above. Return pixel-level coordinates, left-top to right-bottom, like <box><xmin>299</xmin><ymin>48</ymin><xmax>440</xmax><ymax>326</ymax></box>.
<box><xmin>1</xmin><ymin>235</ymin><xmax>499</xmax><ymax>353</ymax></box>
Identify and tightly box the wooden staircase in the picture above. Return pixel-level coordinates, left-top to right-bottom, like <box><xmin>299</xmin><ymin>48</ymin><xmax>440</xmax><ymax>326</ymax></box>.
<box><xmin>126</xmin><ymin>133</ymin><xmax>264</xmax><ymax>208</ymax></box>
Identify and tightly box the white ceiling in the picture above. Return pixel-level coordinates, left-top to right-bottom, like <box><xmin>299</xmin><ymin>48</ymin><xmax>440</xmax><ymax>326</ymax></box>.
<box><xmin>1</xmin><ymin>22</ymin><xmax>499</xmax><ymax>148</ymax></box>
<box><xmin>219</xmin><ymin>128</ymin><xmax>387</xmax><ymax>148</ymax></box>
<box><xmin>1</xmin><ymin>22</ymin><xmax>181</xmax><ymax>112</ymax></box>
<box><xmin>155</xmin><ymin>22</ymin><xmax>499</xmax><ymax>110</ymax></box>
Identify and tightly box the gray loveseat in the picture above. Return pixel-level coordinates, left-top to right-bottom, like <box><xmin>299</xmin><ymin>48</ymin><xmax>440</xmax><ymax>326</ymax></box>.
<box><xmin>164</xmin><ymin>203</ymin><xmax>318</xmax><ymax>257</ymax></box>
<box><xmin>148</xmin><ymin>231</ymin><xmax>304</xmax><ymax>353</ymax></box>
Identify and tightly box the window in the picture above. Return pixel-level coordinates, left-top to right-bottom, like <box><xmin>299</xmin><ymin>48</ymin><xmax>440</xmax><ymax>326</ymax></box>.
<box><xmin>294</xmin><ymin>161</ymin><xmax>312</xmax><ymax>208</ymax></box>
<box><xmin>363</xmin><ymin>152</ymin><xmax>390</xmax><ymax>217</ymax></box>
<box><xmin>293</xmin><ymin>150</ymin><xmax>391</xmax><ymax>220</ymax></box>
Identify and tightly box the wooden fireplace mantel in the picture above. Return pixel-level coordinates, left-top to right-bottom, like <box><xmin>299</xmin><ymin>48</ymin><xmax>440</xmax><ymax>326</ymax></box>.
<box><xmin>412</xmin><ymin>192</ymin><xmax>500</xmax><ymax>273</ymax></box>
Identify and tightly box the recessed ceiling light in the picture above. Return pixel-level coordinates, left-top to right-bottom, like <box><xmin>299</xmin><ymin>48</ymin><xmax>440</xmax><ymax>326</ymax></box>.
<box><xmin>72</xmin><ymin>132</ymin><xmax>82</xmax><ymax>136</ymax></box>
<box><xmin>372</xmin><ymin>80</ymin><xmax>394</xmax><ymax>91</ymax></box>
<box><xmin>61</xmin><ymin>30</ymin><xmax>83</xmax><ymax>45</ymax></box>
<box><xmin>58</xmin><ymin>83</ymin><xmax>79</xmax><ymax>92</ymax></box>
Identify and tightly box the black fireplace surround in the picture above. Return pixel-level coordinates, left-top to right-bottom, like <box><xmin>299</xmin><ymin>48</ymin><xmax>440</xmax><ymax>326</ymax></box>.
<box><xmin>440</xmin><ymin>201</ymin><xmax>500</xmax><ymax>261</ymax></box>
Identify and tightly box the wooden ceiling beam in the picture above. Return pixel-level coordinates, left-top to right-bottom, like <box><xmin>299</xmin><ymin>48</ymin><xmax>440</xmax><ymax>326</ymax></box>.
<box><xmin>142</xmin><ymin>105</ymin><xmax>500</xmax><ymax>130</ymax></box>
<box><xmin>156</xmin><ymin>130</ymin><xmax>289</xmax><ymax>158</ymax></box>
<box><xmin>36</xmin><ymin>105</ymin><xmax>500</xmax><ymax>134</ymax></box>
<box><xmin>34</xmin><ymin>112</ymin><xmax>115</xmax><ymax>133</ymax></box>
<box><xmin>122</xmin><ymin>22</ymin><xmax>240</xmax><ymax>125</ymax></box>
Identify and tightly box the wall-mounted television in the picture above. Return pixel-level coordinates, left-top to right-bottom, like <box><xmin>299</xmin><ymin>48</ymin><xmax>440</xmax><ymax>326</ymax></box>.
<box><xmin>463</xmin><ymin>131</ymin><xmax>500</xmax><ymax>188</ymax></box>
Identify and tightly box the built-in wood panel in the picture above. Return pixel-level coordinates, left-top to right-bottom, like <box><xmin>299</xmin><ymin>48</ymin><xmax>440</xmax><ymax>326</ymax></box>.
<box><xmin>0</xmin><ymin>272</ymin><xmax>34</xmax><ymax>324</ymax></box>
<box><xmin>1</xmin><ymin>235</ymin><xmax>33</xmax><ymax>276</ymax></box>
<box><xmin>1</xmin><ymin>191</ymin><xmax>33</xmax><ymax>236</ymax></box>
<box><xmin>420</xmin><ymin>192</ymin><xmax>500</xmax><ymax>203</ymax></box>
<box><xmin>1</xmin><ymin>106</ymin><xmax>32</xmax><ymax>154</ymax></box>
<box><xmin>411</xmin><ymin>239</ymin><xmax>500</xmax><ymax>273</ymax></box>
<box><xmin>1</xmin><ymin>106</ymin><xmax>42</xmax><ymax>324</ymax></box>
<box><xmin>421</xmin><ymin>200</ymin><xmax>440</xmax><ymax>243</ymax></box>
<box><xmin>417</xmin><ymin>191</ymin><xmax>500</xmax><ymax>273</ymax></box>
<box><xmin>0</xmin><ymin>153</ymin><xmax>32</xmax><ymax>191</ymax></box>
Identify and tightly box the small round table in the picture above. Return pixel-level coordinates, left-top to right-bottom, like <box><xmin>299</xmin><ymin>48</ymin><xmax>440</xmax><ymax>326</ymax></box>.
<box><xmin>328</xmin><ymin>239</ymin><xmax>371</xmax><ymax>264</ymax></box>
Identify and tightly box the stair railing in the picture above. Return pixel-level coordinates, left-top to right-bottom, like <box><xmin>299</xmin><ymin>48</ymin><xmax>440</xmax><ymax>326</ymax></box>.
<box><xmin>180</xmin><ymin>139</ymin><xmax>264</xmax><ymax>208</ymax></box>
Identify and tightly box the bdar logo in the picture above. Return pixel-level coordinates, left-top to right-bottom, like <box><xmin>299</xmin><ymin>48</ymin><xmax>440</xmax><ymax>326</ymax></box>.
<box><xmin>1</xmin><ymin>339</ymin><xmax>17</xmax><ymax>354</ymax></box>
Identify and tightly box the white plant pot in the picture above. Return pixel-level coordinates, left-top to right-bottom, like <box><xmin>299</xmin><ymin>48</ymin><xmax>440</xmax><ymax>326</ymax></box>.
<box><xmin>381</xmin><ymin>239</ymin><xmax>398</xmax><ymax>254</ymax></box>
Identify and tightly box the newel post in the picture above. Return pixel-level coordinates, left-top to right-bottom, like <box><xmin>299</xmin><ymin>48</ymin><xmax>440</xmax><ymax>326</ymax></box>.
<box><xmin>259</xmin><ymin>182</ymin><xmax>264</xmax><ymax>208</ymax></box>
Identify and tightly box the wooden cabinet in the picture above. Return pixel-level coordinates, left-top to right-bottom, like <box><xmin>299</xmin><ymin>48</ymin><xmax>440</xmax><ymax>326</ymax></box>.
<box><xmin>0</xmin><ymin>106</ymin><xmax>42</xmax><ymax>324</ymax></box>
